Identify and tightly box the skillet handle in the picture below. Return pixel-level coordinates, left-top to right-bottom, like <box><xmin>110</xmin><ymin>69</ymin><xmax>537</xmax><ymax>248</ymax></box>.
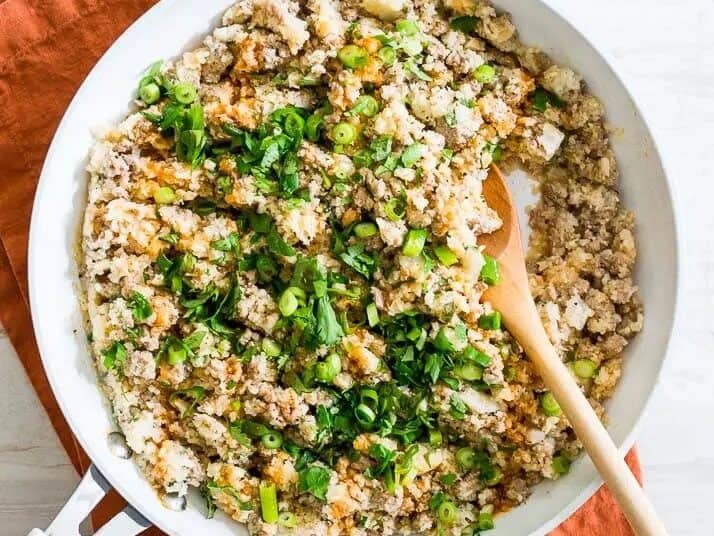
<box><xmin>26</xmin><ymin>465</ymin><xmax>151</xmax><ymax>536</ymax></box>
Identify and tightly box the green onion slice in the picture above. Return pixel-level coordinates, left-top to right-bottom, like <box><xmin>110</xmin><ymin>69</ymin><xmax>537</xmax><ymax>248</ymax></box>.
<box><xmin>402</xmin><ymin>228</ymin><xmax>427</xmax><ymax>257</ymax></box>
<box><xmin>552</xmin><ymin>455</ymin><xmax>572</xmax><ymax>475</ymax></box>
<box><xmin>154</xmin><ymin>186</ymin><xmax>176</xmax><ymax>205</ymax></box>
<box><xmin>354</xmin><ymin>222</ymin><xmax>378</xmax><ymax>238</ymax></box>
<box><xmin>139</xmin><ymin>82</ymin><xmax>161</xmax><ymax>104</ymax></box>
<box><xmin>396</xmin><ymin>19</ymin><xmax>420</xmax><ymax>36</ymax></box>
<box><xmin>541</xmin><ymin>391</ymin><xmax>562</xmax><ymax>417</ymax></box>
<box><xmin>279</xmin><ymin>289</ymin><xmax>299</xmax><ymax>317</ymax></box>
<box><xmin>473</xmin><ymin>64</ymin><xmax>497</xmax><ymax>84</ymax></box>
<box><xmin>259</xmin><ymin>483</ymin><xmax>279</xmax><ymax>524</ymax></box>
<box><xmin>434</xmin><ymin>245</ymin><xmax>458</xmax><ymax>266</ymax></box>
<box><xmin>262</xmin><ymin>338</ymin><xmax>282</xmax><ymax>357</ymax></box>
<box><xmin>378</xmin><ymin>46</ymin><xmax>397</xmax><ymax>67</ymax></box>
<box><xmin>384</xmin><ymin>197</ymin><xmax>406</xmax><ymax>221</ymax></box>
<box><xmin>572</xmin><ymin>359</ymin><xmax>598</xmax><ymax>379</ymax></box>
<box><xmin>173</xmin><ymin>82</ymin><xmax>197</xmax><ymax>104</ymax></box>
<box><xmin>331</xmin><ymin>122</ymin><xmax>357</xmax><ymax>145</ymax></box>
<box><xmin>437</xmin><ymin>500</ymin><xmax>457</xmax><ymax>525</ymax></box>
<box><xmin>261</xmin><ymin>432</ymin><xmax>283</xmax><ymax>449</ymax></box>
<box><xmin>478</xmin><ymin>311</ymin><xmax>502</xmax><ymax>330</ymax></box>
<box><xmin>480</xmin><ymin>254</ymin><xmax>501</xmax><ymax>285</ymax></box>
<box><xmin>366</xmin><ymin>302</ymin><xmax>380</xmax><ymax>327</ymax></box>
<box><xmin>355</xmin><ymin>403</ymin><xmax>376</xmax><ymax>424</ymax></box>
<box><xmin>338</xmin><ymin>44</ymin><xmax>369</xmax><ymax>69</ymax></box>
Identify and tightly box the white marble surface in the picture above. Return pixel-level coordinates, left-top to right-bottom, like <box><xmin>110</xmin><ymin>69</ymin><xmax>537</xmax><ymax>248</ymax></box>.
<box><xmin>2</xmin><ymin>0</ymin><xmax>713</xmax><ymax>534</ymax></box>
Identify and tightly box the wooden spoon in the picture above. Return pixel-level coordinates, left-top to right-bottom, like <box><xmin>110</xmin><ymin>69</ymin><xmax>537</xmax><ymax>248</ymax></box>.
<box><xmin>479</xmin><ymin>166</ymin><xmax>667</xmax><ymax>536</ymax></box>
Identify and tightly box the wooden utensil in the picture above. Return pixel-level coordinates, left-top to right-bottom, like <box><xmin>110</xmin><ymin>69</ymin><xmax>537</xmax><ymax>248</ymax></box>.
<box><xmin>479</xmin><ymin>166</ymin><xmax>668</xmax><ymax>536</ymax></box>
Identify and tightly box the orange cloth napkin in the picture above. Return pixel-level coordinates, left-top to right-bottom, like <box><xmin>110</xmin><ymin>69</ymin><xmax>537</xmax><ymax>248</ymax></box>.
<box><xmin>0</xmin><ymin>1</ymin><xmax>641</xmax><ymax>534</ymax></box>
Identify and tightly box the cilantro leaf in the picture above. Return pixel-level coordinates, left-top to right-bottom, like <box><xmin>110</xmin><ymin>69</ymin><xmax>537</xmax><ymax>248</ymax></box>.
<box><xmin>128</xmin><ymin>291</ymin><xmax>153</xmax><ymax>322</ymax></box>
<box><xmin>102</xmin><ymin>341</ymin><xmax>127</xmax><ymax>370</ymax></box>
<box><xmin>298</xmin><ymin>466</ymin><xmax>331</xmax><ymax>500</ymax></box>
<box><xmin>338</xmin><ymin>243</ymin><xmax>377</xmax><ymax>279</ymax></box>
<box><xmin>315</xmin><ymin>295</ymin><xmax>344</xmax><ymax>346</ymax></box>
<box><xmin>266</xmin><ymin>226</ymin><xmax>296</xmax><ymax>257</ymax></box>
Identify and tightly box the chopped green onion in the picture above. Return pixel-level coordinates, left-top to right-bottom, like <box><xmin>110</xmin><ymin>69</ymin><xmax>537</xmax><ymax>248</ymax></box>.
<box><xmin>262</xmin><ymin>338</ymin><xmax>282</xmax><ymax>357</ymax></box>
<box><xmin>366</xmin><ymin>302</ymin><xmax>380</xmax><ymax>327</ymax></box>
<box><xmin>480</xmin><ymin>254</ymin><xmax>501</xmax><ymax>285</ymax></box>
<box><xmin>338</xmin><ymin>44</ymin><xmax>369</xmax><ymax>69</ymax></box>
<box><xmin>552</xmin><ymin>455</ymin><xmax>572</xmax><ymax>475</ymax></box>
<box><xmin>572</xmin><ymin>359</ymin><xmax>598</xmax><ymax>379</ymax></box>
<box><xmin>350</xmin><ymin>95</ymin><xmax>379</xmax><ymax>117</ymax></box>
<box><xmin>384</xmin><ymin>197</ymin><xmax>406</xmax><ymax>221</ymax></box>
<box><xmin>353</xmin><ymin>149</ymin><xmax>373</xmax><ymax>169</ymax></box>
<box><xmin>167</xmin><ymin>343</ymin><xmax>187</xmax><ymax>365</ymax></box>
<box><xmin>429</xmin><ymin>429</ymin><xmax>443</xmax><ymax>446</ymax></box>
<box><xmin>437</xmin><ymin>500</ymin><xmax>457</xmax><ymax>525</ymax></box>
<box><xmin>462</xmin><ymin>347</ymin><xmax>491</xmax><ymax>367</ymax></box>
<box><xmin>401</xmin><ymin>143</ymin><xmax>424</xmax><ymax>168</ymax></box>
<box><xmin>154</xmin><ymin>186</ymin><xmax>176</xmax><ymax>204</ymax></box>
<box><xmin>284</xmin><ymin>112</ymin><xmax>306</xmax><ymax>139</ymax></box>
<box><xmin>481</xmin><ymin>466</ymin><xmax>502</xmax><ymax>486</ymax></box>
<box><xmin>278</xmin><ymin>511</ymin><xmax>297</xmax><ymax>528</ymax></box>
<box><xmin>316</xmin><ymin>353</ymin><xmax>342</xmax><ymax>383</ymax></box>
<box><xmin>434</xmin><ymin>245</ymin><xmax>458</xmax><ymax>266</ymax></box>
<box><xmin>326</xmin><ymin>353</ymin><xmax>342</xmax><ymax>372</ymax></box>
<box><xmin>261</xmin><ymin>432</ymin><xmax>283</xmax><ymax>449</ymax></box>
<box><xmin>478</xmin><ymin>311</ymin><xmax>502</xmax><ymax>330</ymax></box>
<box><xmin>306</xmin><ymin>112</ymin><xmax>325</xmax><ymax>142</ymax></box>
<box><xmin>454</xmin><ymin>363</ymin><xmax>483</xmax><ymax>382</ymax></box>
<box><xmin>378</xmin><ymin>46</ymin><xmax>397</xmax><ymax>67</ymax></box>
<box><xmin>230</xmin><ymin>399</ymin><xmax>242</xmax><ymax>411</ymax></box>
<box><xmin>433</xmin><ymin>328</ymin><xmax>455</xmax><ymax>352</ymax></box>
<box><xmin>139</xmin><ymin>82</ymin><xmax>160</xmax><ymax>104</ymax></box>
<box><xmin>173</xmin><ymin>82</ymin><xmax>197</xmax><ymax>104</ymax></box>
<box><xmin>331</xmin><ymin>122</ymin><xmax>357</xmax><ymax>145</ymax></box>
<box><xmin>396</xmin><ymin>19</ymin><xmax>420</xmax><ymax>36</ymax></box>
<box><xmin>259</xmin><ymin>483</ymin><xmax>279</xmax><ymax>524</ymax></box>
<box><xmin>360</xmin><ymin>387</ymin><xmax>379</xmax><ymax>407</ymax></box>
<box><xmin>287</xmin><ymin>286</ymin><xmax>306</xmax><ymax>302</ymax></box>
<box><xmin>355</xmin><ymin>403</ymin><xmax>376</xmax><ymax>424</ymax></box>
<box><xmin>354</xmin><ymin>222</ymin><xmax>378</xmax><ymax>238</ymax></box>
<box><xmin>315</xmin><ymin>359</ymin><xmax>339</xmax><ymax>383</ymax></box>
<box><xmin>404</xmin><ymin>59</ymin><xmax>432</xmax><ymax>81</ymax></box>
<box><xmin>279</xmin><ymin>289</ymin><xmax>299</xmax><ymax>317</ymax></box>
<box><xmin>400</xmin><ymin>36</ymin><xmax>423</xmax><ymax>57</ymax></box>
<box><xmin>473</xmin><ymin>64</ymin><xmax>497</xmax><ymax>84</ymax></box>
<box><xmin>402</xmin><ymin>228</ymin><xmax>427</xmax><ymax>257</ymax></box>
<box><xmin>456</xmin><ymin>447</ymin><xmax>478</xmax><ymax>470</ymax></box>
<box><xmin>478</xmin><ymin>511</ymin><xmax>495</xmax><ymax>530</ymax></box>
<box><xmin>541</xmin><ymin>391</ymin><xmax>562</xmax><ymax>417</ymax></box>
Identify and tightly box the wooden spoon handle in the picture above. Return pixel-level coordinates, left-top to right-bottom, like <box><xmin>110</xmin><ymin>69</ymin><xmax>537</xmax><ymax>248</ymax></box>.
<box><xmin>506</xmin><ymin>299</ymin><xmax>668</xmax><ymax>536</ymax></box>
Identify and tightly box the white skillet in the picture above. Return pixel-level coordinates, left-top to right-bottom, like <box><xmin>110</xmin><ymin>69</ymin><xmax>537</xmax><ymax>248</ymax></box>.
<box><xmin>26</xmin><ymin>0</ymin><xmax>679</xmax><ymax>534</ymax></box>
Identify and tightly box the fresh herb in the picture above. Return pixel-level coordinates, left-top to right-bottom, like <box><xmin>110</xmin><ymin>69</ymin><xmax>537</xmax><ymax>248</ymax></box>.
<box><xmin>297</xmin><ymin>466</ymin><xmax>331</xmax><ymax>500</ymax></box>
<box><xmin>223</xmin><ymin>106</ymin><xmax>308</xmax><ymax>197</ymax></box>
<box><xmin>169</xmin><ymin>386</ymin><xmax>207</xmax><ymax>418</ymax></box>
<box><xmin>128</xmin><ymin>291</ymin><xmax>153</xmax><ymax>322</ymax></box>
<box><xmin>338</xmin><ymin>243</ymin><xmax>377</xmax><ymax>279</ymax></box>
<box><xmin>102</xmin><ymin>341</ymin><xmax>127</xmax><ymax>370</ymax></box>
<box><xmin>449</xmin><ymin>394</ymin><xmax>468</xmax><ymax>420</ymax></box>
<box><xmin>404</xmin><ymin>59</ymin><xmax>432</xmax><ymax>81</ymax></box>
<box><xmin>532</xmin><ymin>87</ymin><xmax>566</xmax><ymax>112</ymax></box>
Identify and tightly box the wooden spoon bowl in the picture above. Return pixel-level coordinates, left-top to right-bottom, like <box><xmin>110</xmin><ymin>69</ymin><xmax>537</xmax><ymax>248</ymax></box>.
<box><xmin>479</xmin><ymin>166</ymin><xmax>667</xmax><ymax>536</ymax></box>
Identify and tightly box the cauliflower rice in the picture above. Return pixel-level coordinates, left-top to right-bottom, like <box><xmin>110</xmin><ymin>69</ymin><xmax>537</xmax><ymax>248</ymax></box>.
<box><xmin>80</xmin><ymin>1</ymin><xmax>642</xmax><ymax>534</ymax></box>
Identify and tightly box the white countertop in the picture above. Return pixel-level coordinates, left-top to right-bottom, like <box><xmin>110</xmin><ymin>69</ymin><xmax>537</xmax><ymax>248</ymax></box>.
<box><xmin>2</xmin><ymin>0</ymin><xmax>712</xmax><ymax>534</ymax></box>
